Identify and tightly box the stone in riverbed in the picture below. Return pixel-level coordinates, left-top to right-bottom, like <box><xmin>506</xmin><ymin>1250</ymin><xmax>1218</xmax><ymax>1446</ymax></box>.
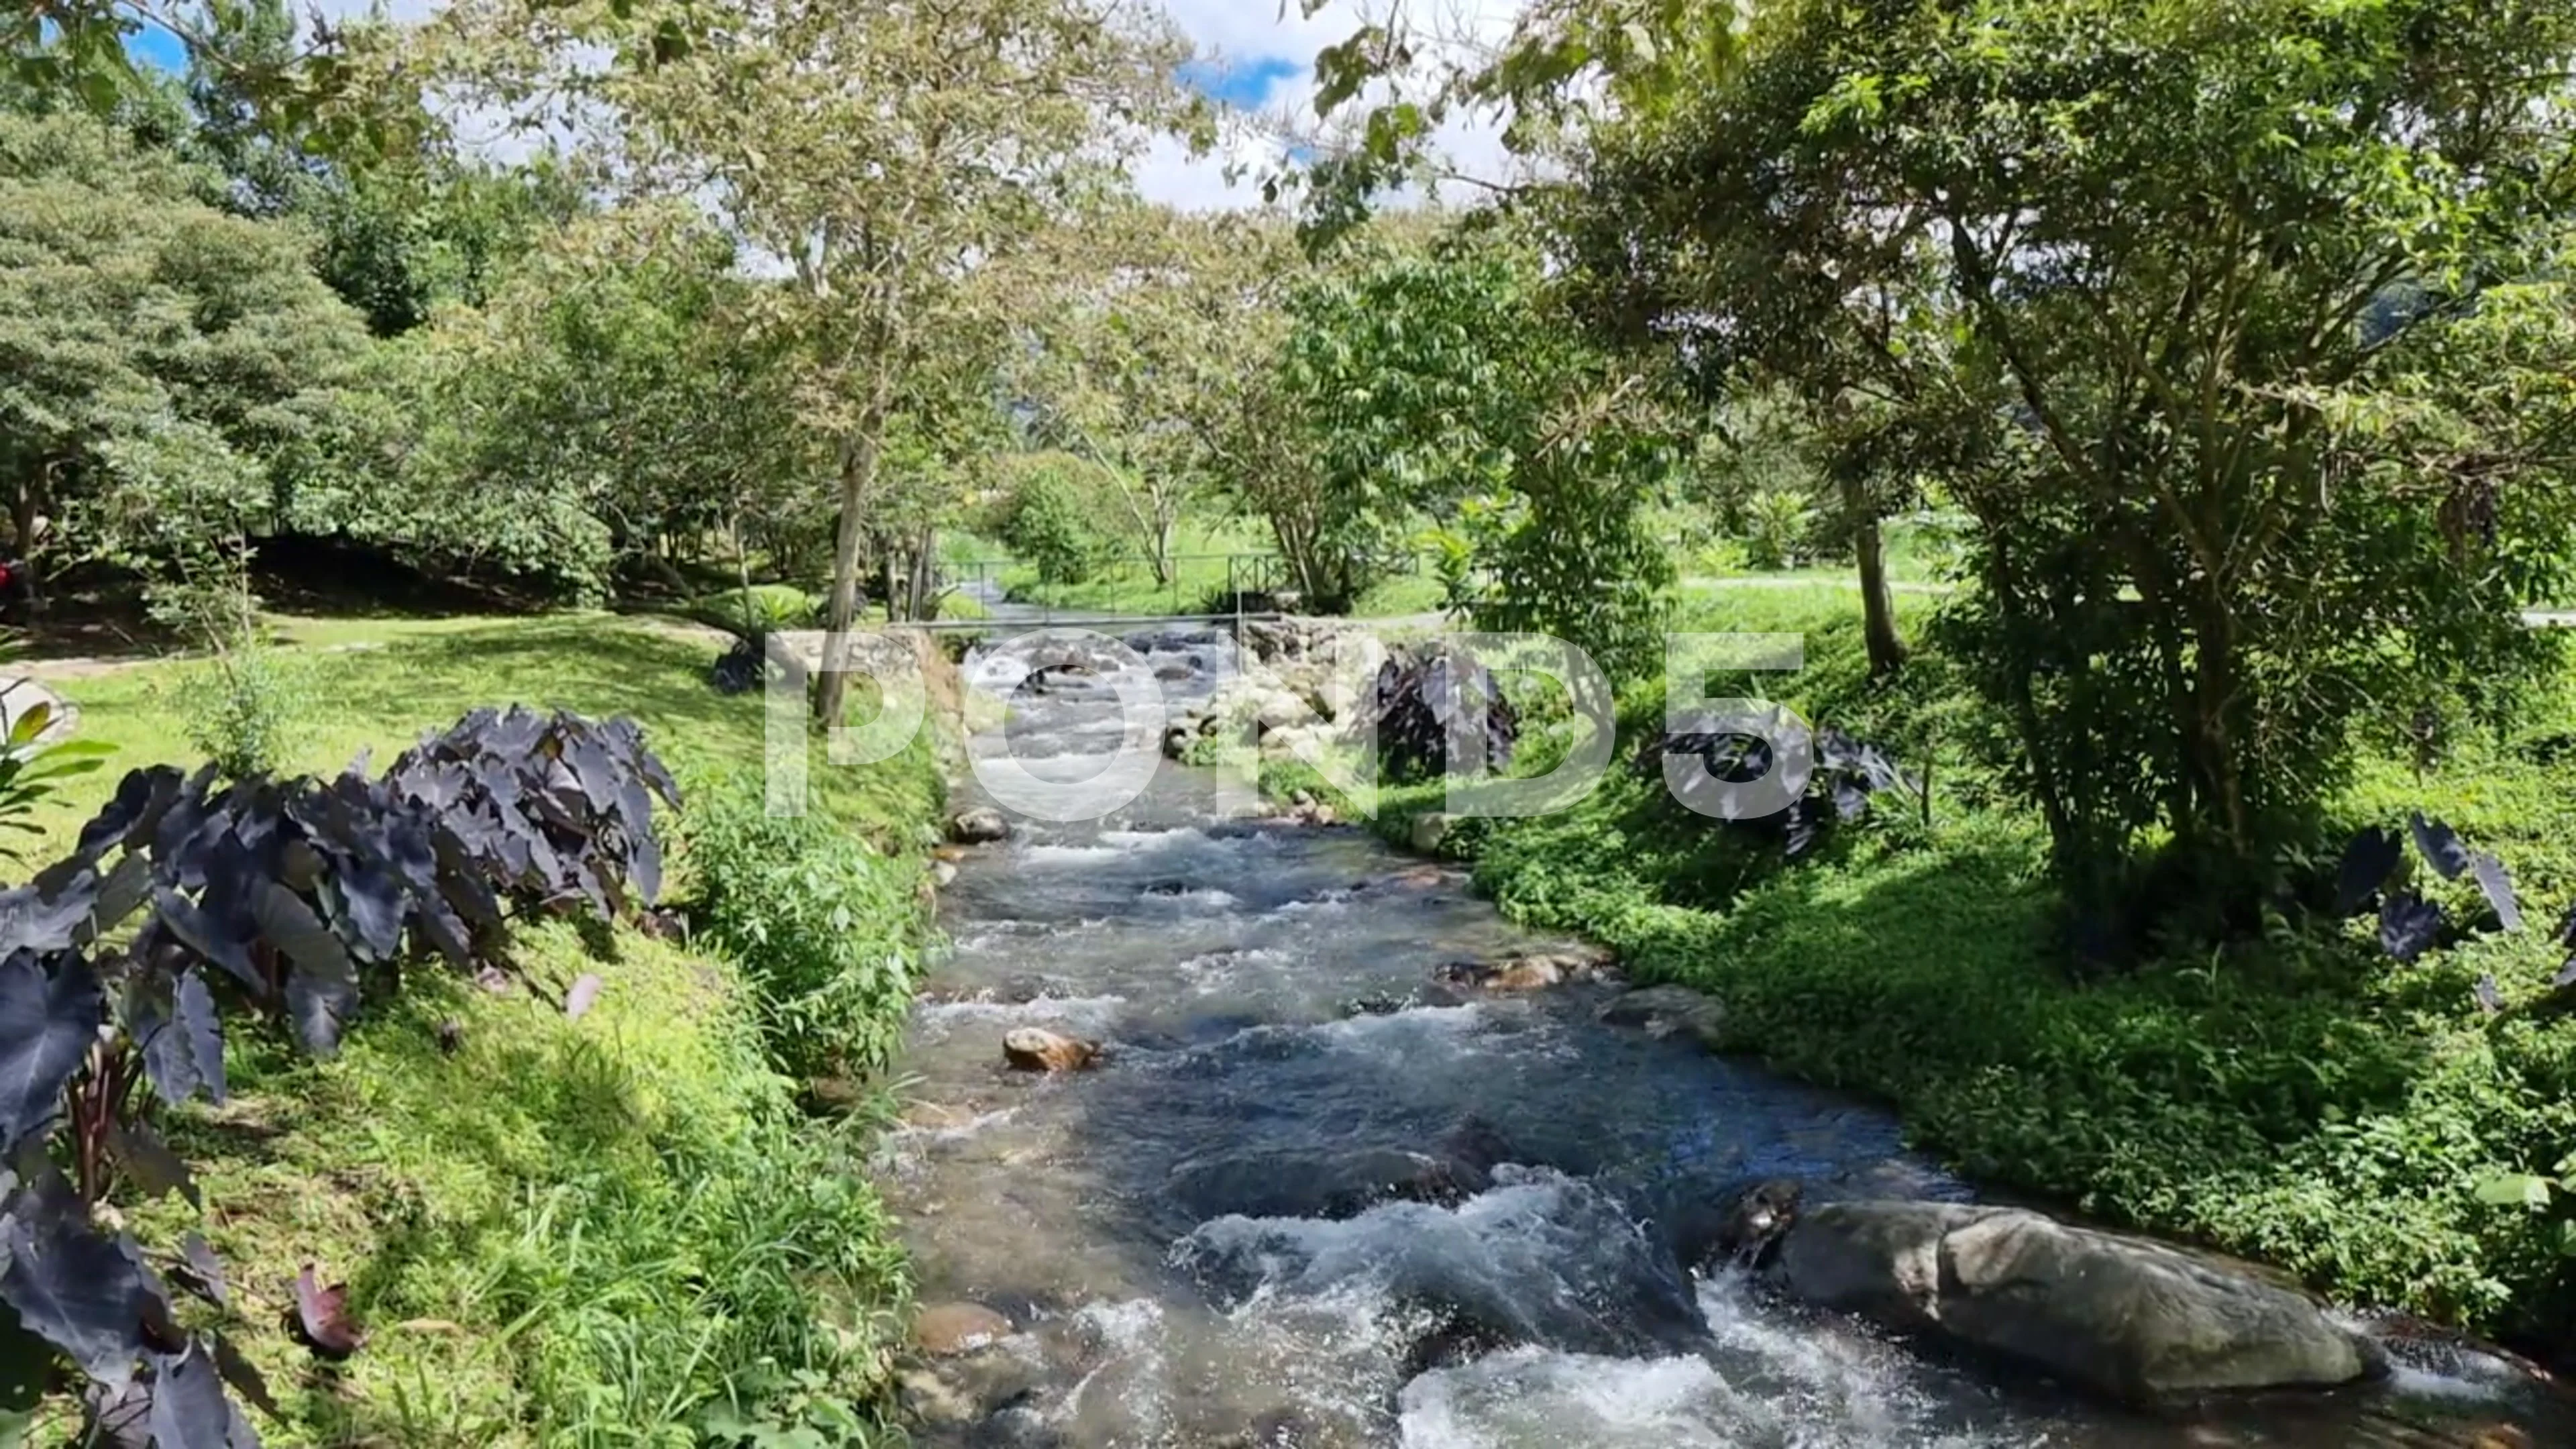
<box><xmin>1745</xmin><ymin>1186</ymin><xmax>2379</xmax><ymax>1405</ymax></box>
<box><xmin>1003</xmin><ymin>1027</ymin><xmax>1100</xmax><ymax>1073</ymax></box>
<box><xmin>1597</xmin><ymin>984</ymin><xmax>1726</xmax><ymax>1046</ymax></box>
<box><xmin>1409</xmin><ymin>812</ymin><xmax>1459</xmax><ymax>854</ymax></box>
<box><xmin>914</xmin><ymin>1301</ymin><xmax>1014</xmax><ymax>1356</ymax></box>
<box><xmin>1435</xmin><ymin>951</ymin><xmax>1613</xmax><ymax>993</ymax></box>
<box><xmin>949</xmin><ymin>807</ymin><xmax>1011</xmax><ymax>844</ymax></box>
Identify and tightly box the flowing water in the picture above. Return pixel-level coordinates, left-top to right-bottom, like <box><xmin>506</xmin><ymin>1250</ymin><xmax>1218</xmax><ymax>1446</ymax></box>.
<box><xmin>876</xmin><ymin>619</ymin><xmax>2571</xmax><ymax>1448</ymax></box>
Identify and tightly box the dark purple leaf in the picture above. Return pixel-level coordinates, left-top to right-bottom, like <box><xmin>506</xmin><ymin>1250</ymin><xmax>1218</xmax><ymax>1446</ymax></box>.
<box><xmin>87</xmin><ymin>1377</ymin><xmax>151</xmax><ymax>1448</ymax></box>
<box><xmin>563</xmin><ymin>973</ymin><xmax>603</xmax><ymax>1022</ymax></box>
<box><xmin>0</xmin><ymin>1175</ymin><xmax>164</xmax><ymax>1385</ymax></box>
<box><xmin>2333</xmin><ymin>826</ymin><xmax>2402</xmax><ymax>917</ymax></box>
<box><xmin>329</xmin><ymin>861</ymin><xmax>407</xmax><ymax>961</ymax></box>
<box><xmin>2410</xmin><ymin>812</ymin><xmax>2471</xmax><ymax>881</ymax></box>
<box><xmin>103</xmin><ymin>1120</ymin><xmax>197</xmax><ymax>1208</ymax></box>
<box><xmin>92</xmin><ymin>851</ymin><xmax>152</xmax><ymax>935</ymax></box>
<box><xmin>291</xmin><ymin>1265</ymin><xmax>363</xmax><ymax>1360</ymax></box>
<box><xmin>152</xmin><ymin>888</ymin><xmax>260</xmax><ymax>993</ymax></box>
<box><xmin>2379</xmin><ymin>890</ymin><xmax>2445</xmax><ymax>963</ymax></box>
<box><xmin>629</xmin><ymin>830</ymin><xmax>662</xmax><ymax>904</ymax></box>
<box><xmin>146</xmin><ymin>1342</ymin><xmax>234</xmax><ymax>1449</ymax></box>
<box><xmin>2473</xmin><ymin>973</ymin><xmax>2504</xmax><ymax>1014</ymax></box>
<box><xmin>172</xmin><ymin>1233</ymin><xmax>227</xmax><ymax>1309</ymax></box>
<box><xmin>250</xmin><ymin>881</ymin><xmax>351</xmax><ymax>981</ymax></box>
<box><xmin>1828</xmin><ymin>773</ymin><xmax>1870</xmax><ymax>822</ymax></box>
<box><xmin>562</xmin><ymin>733</ymin><xmax>620</xmax><ymax>812</ymax></box>
<box><xmin>1783</xmin><ymin>798</ymin><xmax>1829</xmax><ymax>860</ymax></box>
<box><xmin>2554</xmin><ymin>955</ymin><xmax>2576</xmax><ymax>991</ymax></box>
<box><xmin>0</xmin><ymin>952</ymin><xmax>103</xmax><ymax>1154</ymax></box>
<box><xmin>75</xmin><ymin>767</ymin><xmax>177</xmax><ymax>857</ymax></box>
<box><xmin>211</xmin><ymin>1330</ymin><xmax>278</xmax><ymax>1419</ymax></box>
<box><xmin>2470</xmin><ymin>853</ymin><xmax>2522</xmax><ymax>932</ymax></box>
<box><xmin>0</xmin><ymin>874</ymin><xmax>101</xmax><ymax>957</ymax></box>
<box><xmin>174</xmin><ymin>970</ymin><xmax>225</xmax><ymax>1104</ymax></box>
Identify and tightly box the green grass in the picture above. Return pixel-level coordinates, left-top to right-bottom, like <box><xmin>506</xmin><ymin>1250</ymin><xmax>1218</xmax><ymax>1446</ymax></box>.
<box><xmin>20</xmin><ymin>611</ymin><xmax>945</xmax><ymax>1446</ymax></box>
<box><xmin>1269</xmin><ymin>586</ymin><xmax>2576</xmax><ymax>1358</ymax></box>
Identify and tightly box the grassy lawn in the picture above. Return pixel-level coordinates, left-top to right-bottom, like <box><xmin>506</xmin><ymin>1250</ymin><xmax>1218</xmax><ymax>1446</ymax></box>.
<box><xmin>1264</xmin><ymin>584</ymin><xmax>2576</xmax><ymax>1360</ymax></box>
<box><xmin>13</xmin><ymin>612</ymin><xmax>945</xmax><ymax>1446</ymax></box>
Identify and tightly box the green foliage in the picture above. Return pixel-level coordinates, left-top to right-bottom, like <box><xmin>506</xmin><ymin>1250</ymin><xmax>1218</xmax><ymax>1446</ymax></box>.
<box><xmin>1737</xmin><ymin>490</ymin><xmax>1815</xmax><ymax>573</ymax></box>
<box><xmin>12</xmin><ymin>616</ymin><xmax>937</xmax><ymax>1442</ymax></box>
<box><xmin>989</xmin><ymin>456</ymin><xmax>1115</xmax><ymax>587</ymax></box>
<box><xmin>1305</xmin><ymin>586</ymin><xmax>2576</xmax><ymax>1356</ymax></box>
<box><xmin>169</xmin><ymin>637</ymin><xmax>319</xmax><ymax>781</ymax></box>
<box><xmin>682</xmin><ymin>772</ymin><xmax>927</xmax><ymax>1083</ymax></box>
<box><xmin>686</xmin><ymin>585</ymin><xmax>823</xmax><ymax>641</ymax></box>
<box><xmin>0</xmin><ymin>691</ymin><xmax>113</xmax><ymax>864</ymax></box>
<box><xmin>1280</xmin><ymin>229</ymin><xmax>1677</xmax><ymax>674</ymax></box>
<box><xmin>1576</xmin><ymin>0</ymin><xmax>2576</xmax><ymax>897</ymax></box>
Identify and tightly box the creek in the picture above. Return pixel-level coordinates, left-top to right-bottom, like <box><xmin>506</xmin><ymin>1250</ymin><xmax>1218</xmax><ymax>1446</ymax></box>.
<box><xmin>876</xmin><ymin>619</ymin><xmax>2570</xmax><ymax>1448</ymax></box>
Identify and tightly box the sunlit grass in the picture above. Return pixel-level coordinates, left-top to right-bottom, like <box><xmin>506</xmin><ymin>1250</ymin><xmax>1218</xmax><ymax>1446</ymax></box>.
<box><xmin>29</xmin><ymin>610</ymin><xmax>939</xmax><ymax>1445</ymax></box>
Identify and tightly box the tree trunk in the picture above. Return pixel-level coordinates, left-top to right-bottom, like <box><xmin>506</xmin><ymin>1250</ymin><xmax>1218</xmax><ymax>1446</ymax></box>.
<box><xmin>817</xmin><ymin>413</ymin><xmax>889</xmax><ymax>724</ymax></box>
<box><xmin>906</xmin><ymin>524</ymin><xmax>937</xmax><ymax>620</ymax></box>
<box><xmin>1848</xmin><ymin>487</ymin><xmax>1907</xmax><ymax>676</ymax></box>
<box><xmin>879</xmin><ymin>543</ymin><xmax>902</xmax><ymax>623</ymax></box>
<box><xmin>1151</xmin><ymin>513</ymin><xmax>1177</xmax><ymax>589</ymax></box>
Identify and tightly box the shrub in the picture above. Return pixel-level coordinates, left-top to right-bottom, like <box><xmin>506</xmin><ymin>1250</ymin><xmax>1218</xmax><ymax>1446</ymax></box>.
<box><xmin>1737</xmin><ymin>490</ymin><xmax>1815</xmax><ymax>572</ymax></box>
<box><xmin>681</xmin><ymin>771</ymin><xmax>925</xmax><ymax>1081</ymax></box>
<box><xmin>166</xmin><ymin>638</ymin><xmax>319</xmax><ymax>781</ymax></box>
<box><xmin>991</xmin><ymin>462</ymin><xmax>1112</xmax><ymax>586</ymax></box>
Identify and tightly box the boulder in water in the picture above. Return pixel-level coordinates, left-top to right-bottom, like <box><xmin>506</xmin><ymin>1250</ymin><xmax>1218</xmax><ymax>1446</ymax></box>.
<box><xmin>1748</xmin><ymin>1187</ymin><xmax>2379</xmax><ymax>1405</ymax></box>
<box><xmin>1436</xmin><ymin>952</ymin><xmax>1611</xmax><ymax>993</ymax></box>
<box><xmin>1597</xmin><ymin>984</ymin><xmax>1727</xmax><ymax>1046</ymax></box>
<box><xmin>1165</xmin><ymin>1144</ymin><xmax>1494</xmax><ymax>1224</ymax></box>
<box><xmin>1003</xmin><ymin>1028</ymin><xmax>1100</xmax><ymax>1073</ymax></box>
<box><xmin>914</xmin><ymin>1301</ymin><xmax>1014</xmax><ymax>1356</ymax></box>
<box><xmin>950</xmin><ymin>808</ymin><xmax>1012</xmax><ymax>845</ymax></box>
<box><xmin>897</xmin><ymin>1341</ymin><xmax>1042</xmax><ymax>1428</ymax></box>
<box><xmin>1409</xmin><ymin>812</ymin><xmax>1459</xmax><ymax>855</ymax></box>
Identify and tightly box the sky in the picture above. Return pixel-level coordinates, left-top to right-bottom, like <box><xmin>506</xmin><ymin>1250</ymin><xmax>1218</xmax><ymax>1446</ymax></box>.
<box><xmin>121</xmin><ymin>0</ymin><xmax>1519</xmax><ymax>212</ymax></box>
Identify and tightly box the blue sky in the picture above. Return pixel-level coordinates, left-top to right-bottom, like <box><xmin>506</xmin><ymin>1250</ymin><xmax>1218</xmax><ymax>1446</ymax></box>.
<box><xmin>128</xmin><ymin>16</ymin><xmax>1304</xmax><ymax>108</ymax></box>
<box><xmin>109</xmin><ymin>0</ymin><xmax>1514</xmax><ymax>211</ymax></box>
<box><xmin>1177</xmin><ymin>54</ymin><xmax>1303</xmax><ymax>111</ymax></box>
<box><xmin>124</xmin><ymin>21</ymin><xmax>189</xmax><ymax>72</ymax></box>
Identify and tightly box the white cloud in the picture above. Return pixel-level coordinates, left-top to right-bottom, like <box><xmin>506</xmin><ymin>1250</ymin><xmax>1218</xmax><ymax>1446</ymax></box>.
<box><xmin>317</xmin><ymin>0</ymin><xmax>1525</xmax><ymax>212</ymax></box>
<box><xmin>1142</xmin><ymin>0</ymin><xmax>1526</xmax><ymax>212</ymax></box>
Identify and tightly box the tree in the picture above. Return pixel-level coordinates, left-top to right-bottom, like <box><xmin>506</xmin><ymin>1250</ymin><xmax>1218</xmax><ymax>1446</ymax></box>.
<box><xmin>1576</xmin><ymin>0</ymin><xmax>2576</xmax><ymax>895</ymax></box>
<box><xmin>436</xmin><ymin>0</ymin><xmax>1201</xmax><ymax>720</ymax></box>
<box><xmin>1282</xmin><ymin>226</ymin><xmax>1678</xmax><ymax>676</ymax></box>
<box><xmin>1011</xmin><ymin>205</ymin><xmax>1292</xmax><ymax>586</ymax></box>
<box><xmin>0</xmin><ymin>107</ymin><xmax>370</xmax><ymax>605</ymax></box>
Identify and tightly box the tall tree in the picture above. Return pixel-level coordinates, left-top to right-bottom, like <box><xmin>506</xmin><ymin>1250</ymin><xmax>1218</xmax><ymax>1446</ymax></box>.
<box><xmin>437</xmin><ymin>0</ymin><xmax>1201</xmax><ymax>720</ymax></box>
<box><xmin>1574</xmin><ymin>0</ymin><xmax>2576</xmax><ymax>890</ymax></box>
<box><xmin>0</xmin><ymin>107</ymin><xmax>370</xmax><ymax>602</ymax></box>
<box><xmin>1281</xmin><ymin>226</ymin><xmax>1679</xmax><ymax>675</ymax></box>
<box><xmin>1012</xmin><ymin>205</ymin><xmax>1303</xmax><ymax>587</ymax></box>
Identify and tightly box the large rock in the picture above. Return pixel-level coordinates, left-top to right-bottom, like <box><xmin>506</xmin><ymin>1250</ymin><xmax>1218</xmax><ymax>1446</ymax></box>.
<box><xmin>897</xmin><ymin>1342</ymin><xmax>1042</xmax><ymax>1429</ymax></box>
<box><xmin>949</xmin><ymin>807</ymin><xmax>1012</xmax><ymax>845</ymax></box>
<box><xmin>1768</xmin><ymin>1196</ymin><xmax>2377</xmax><ymax>1405</ymax></box>
<box><xmin>1409</xmin><ymin>812</ymin><xmax>1459</xmax><ymax>855</ymax></box>
<box><xmin>1597</xmin><ymin>985</ymin><xmax>1726</xmax><ymax>1046</ymax></box>
<box><xmin>1164</xmin><ymin>1145</ymin><xmax>1494</xmax><ymax>1226</ymax></box>
<box><xmin>914</xmin><ymin>1301</ymin><xmax>1014</xmax><ymax>1356</ymax></box>
<box><xmin>1003</xmin><ymin>1028</ymin><xmax>1100</xmax><ymax>1073</ymax></box>
<box><xmin>1434</xmin><ymin>952</ymin><xmax>1613</xmax><ymax>994</ymax></box>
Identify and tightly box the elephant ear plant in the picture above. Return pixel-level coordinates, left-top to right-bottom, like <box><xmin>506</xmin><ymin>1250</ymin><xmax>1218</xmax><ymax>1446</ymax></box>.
<box><xmin>0</xmin><ymin>706</ymin><xmax>678</xmax><ymax>1442</ymax></box>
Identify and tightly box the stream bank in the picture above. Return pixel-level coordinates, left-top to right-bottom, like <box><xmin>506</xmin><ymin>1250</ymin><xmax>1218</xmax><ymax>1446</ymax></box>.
<box><xmin>877</xmin><ymin>621</ymin><xmax>2572</xmax><ymax>1448</ymax></box>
